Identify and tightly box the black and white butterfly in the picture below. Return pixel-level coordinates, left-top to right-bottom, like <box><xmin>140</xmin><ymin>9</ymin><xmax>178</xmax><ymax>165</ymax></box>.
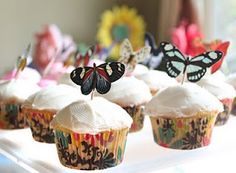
<box><xmin>70</xmin><ymin>62</ymin><xmax>125</xmax><ymax>95</ymax></box>
<box><xmin>119</xmin><ymin>39</ymin><xmax>150</xmax><ymax>73</ymax></box>
<box><xmin>160</xmin><ymin>42</ymin><xmax>223</xmax><ymax>82</ymax></box>
<box><xmin>143</xmin><ymin>32</ymin><xmax>164</xmax><ymax>70</ymax></box>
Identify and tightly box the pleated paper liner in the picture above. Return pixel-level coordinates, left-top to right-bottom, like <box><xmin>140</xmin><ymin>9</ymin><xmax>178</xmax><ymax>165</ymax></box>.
<box><xmin>123</xmin><ymin>105</ymin><xmax>144</xmax><ymax>132</ymax></box>
<box><xmin>215</xmin><ymin>98</ymin><xmax>233</xmax><ymax>126</ymax></box>
<box><xmin>53</xmin><ymin>126</ymin><xmax>129</xmax><ymax>170</ymax></box>
<box><xmin>0</xmin><ymin>100</ymin><xmax>27</xmax><ymax>129</ymax></box>
<box><xmin>23</xmin><ymin>107</ymin><xmax>56</xmax><ymax>143</ymax></box>
<box><xmin>150</xmin><ymin>111</ymin><xmax>218</xmax><ymax>150</ymax></box>
<box><xmin>230</xmin><ymin>97</ymin><xmax>236</xmax><ymax>116</ymax></box>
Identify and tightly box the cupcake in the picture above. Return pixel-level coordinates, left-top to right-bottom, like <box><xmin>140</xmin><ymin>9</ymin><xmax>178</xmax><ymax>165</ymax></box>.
<box><xmin>135</xmin><ymin>70</ymin><xmax>178</xmax><ymax>95</ymax></box>
<box><xmin>51</xmin><ymin>97</ymin><xmax>132</xmax><ymax>170</ymax></box>
<box><xmin>97</xmin><ymin>76</ymin><xmax>152</xmax><ymax>132</ymax></box>
<box><xmin>0</xmin><ymin>79</ymin><xmax>40</xmax><ymax>129</ymax></box>
<box><xmin>225</xmin><ymin>73</ymin><xmax>236</xmax><ymax>115</ymax></box>
<box><xmin>145</xmin><ymin>83</ymin><xmax>223</xmax><ymax>150</ymax></box>
<box><xmin>197</xmin><ymin>76</ymin><xmax>236</xmax><ymax>125</ymax></box>
<box><xmin>23</xmin><ymin>84</ymin><xmax>86</xmax><ymax>143</ymax></box>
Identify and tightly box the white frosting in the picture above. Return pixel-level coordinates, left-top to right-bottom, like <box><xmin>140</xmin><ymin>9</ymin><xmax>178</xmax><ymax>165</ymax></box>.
<box><xmin>145</xmin><ymin>83</ymin><xmax>223</xmax><ymax>117</ymax></box>
<box><xmin>132</xmin><ymin>64</ymin><xmax>149</xmax><ymax>77</ymax></box>
<box><xmin>51</xmin><ymin>97</ymin><xmax>133</xmax><ymax>134</ymax></box>
<box><xmin>97</xmin><ymin>76</ymin><xmax>152</xmax><ymax>107</ymax></box>
<box><xmin>25</xmin><ymin>84</ymin><xmax>87</xmax><ymax>110</ymax></box>
<box><xmin>226</xmin><ymin>73</ymin><xmax>236</xmax><ymax>88</ymax></box>
<box><xmin>136</xmin><ymin>70</ymin><xmax>177</xmax><ymax>90</ymax></box>
<box><xmin>210</xmin><ymin>71</ymin><xmax>226</xmax><ymax>81</ymax></box>
<box><xmin>197</xmin><ymin>76</ymin><xmax>236</xmax><ymax>99</ymax></box>
<box><xmin>57</xmin><ymin>72</ymin><xmax>79</xmax><ymax>88</ymax></box>
<box><xmin>0</xmin><ymin>79</ymin><xmax>40</xmax><ymax>102</ymax></box>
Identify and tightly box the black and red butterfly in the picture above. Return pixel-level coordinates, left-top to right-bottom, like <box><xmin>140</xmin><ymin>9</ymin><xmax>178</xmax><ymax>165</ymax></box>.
<box><xmin>70</xmin><ymin>62</ymin><xmax>125</xmax><ymax>95</ymax></box>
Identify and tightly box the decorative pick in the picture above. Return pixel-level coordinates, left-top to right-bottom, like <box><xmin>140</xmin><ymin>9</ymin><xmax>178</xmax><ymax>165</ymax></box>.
<box><xmin>119</xmin><ymin>38</ymin><xmax>151</xmax><ymax>74</ymax></box>
<box><xmin>193</xmin><ymin>39</ymin><xmax>230</xmax><ymax>74</ymax></box>
<box><xmin>159</xmin><ymin>42</ymin><xmax>223</xmax><ymax>84</ymax></box>
<box><xmin>70</xmin><ymin>62</ymin><xmax>125</xmax><ymax>100</ymax></box>
<box><xmin>15</xmin><ymin>44</ymin><xmax>32</xmax><ymax>79</ymax></box>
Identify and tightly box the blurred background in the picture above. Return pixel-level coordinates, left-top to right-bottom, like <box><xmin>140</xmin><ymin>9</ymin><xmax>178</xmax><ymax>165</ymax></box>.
<box><xmin>1</xmin><ymin>0</ymin><xmax>236</xmax><ymax>75</ymax></box>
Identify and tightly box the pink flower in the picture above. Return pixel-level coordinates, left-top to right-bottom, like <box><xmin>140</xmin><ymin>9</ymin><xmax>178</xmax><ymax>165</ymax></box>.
<box><xmin>172</xmin><ymin>21</ymin><xmax>203</xmax><ymax>56</ymax></box>
<box><xmin>33</xmin><ymin>24</ymin><xmax>76</xmax><ymax>72</ymax></box>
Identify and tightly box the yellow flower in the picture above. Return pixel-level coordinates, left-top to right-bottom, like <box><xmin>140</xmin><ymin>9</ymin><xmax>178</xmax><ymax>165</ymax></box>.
<box><xmin>97</xmin><ymin>6</ymin><xmax>146</xmax><ymax>60</ymax></box>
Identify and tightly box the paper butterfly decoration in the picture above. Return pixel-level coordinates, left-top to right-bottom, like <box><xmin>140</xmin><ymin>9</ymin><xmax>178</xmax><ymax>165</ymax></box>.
<box><xmin>16</xmin><ymin>44</ymin><xmax>32</xmax><ymax>72</ymax></box>
<box><xmin>70</xmin><ymin>62</ymin><xmax>125</xmax><ymax>95</ymax></box>
<box><xmin>75</xmin><ymin>45</ymin><xmax>96</xmax><ymax>67</ymax></box>
<box><xmin>119</xmin><ymin>39</ymin><xmax>150</xmax><ymax>73</ymax></box>
<box><xmin>143</xmin><ymin>32</ymin><xmax>163</xmax><ymax>69</ymax></box>
<box><xmin>193</xmin><ymin>39</ymin><xmax>230</xmax><ymax>74</ymax></box>
<box><xmin>160</xmin><ymin>42</ymin><xmax>223</xmax><ymax>82</ymax></box>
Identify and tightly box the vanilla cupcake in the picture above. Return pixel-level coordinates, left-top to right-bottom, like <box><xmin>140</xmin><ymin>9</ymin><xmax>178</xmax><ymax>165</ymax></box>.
<box><xmin>197</xmin><ymin>76</ymin><xmax>236</xmax><ymax>125</ymax></box>
<box><xmin>97</xmin><ymin>76</ymin><xmax>152</xmax><ymax>132</ymax></box>
<box><xmin>135</xmin><ymin>70</ymin><xmax>178</xmax><ymax>95</ymax></box>
<box><xmin>23</xmin><ymin>84</ymin><xmax>86</xmax><ymax>143</ymax></box>
<box><xmin>225</xmin><ymin>73</ymin><xmax>236</xmax><ymax>115</ymax></box>
<box><xmin>51</xmin><ymin>97</ymin><xmax>132</xmax><ymax>170</ymax></box>
<box><xmin>145</xmin><ymin>83</ymin><xmax>223</xmax><ymax>150</ymax></box>
<box><xmin>0</xmin><ymin>79</ymin><xmax>40</xmax><ymax>129</ymax></box>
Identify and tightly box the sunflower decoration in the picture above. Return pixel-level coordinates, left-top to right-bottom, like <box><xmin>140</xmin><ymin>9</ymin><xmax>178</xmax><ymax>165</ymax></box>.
<box><xmin>97</xmin><ymin>6</ymin><xmax>146</xmax><ymax>60</ymax></box>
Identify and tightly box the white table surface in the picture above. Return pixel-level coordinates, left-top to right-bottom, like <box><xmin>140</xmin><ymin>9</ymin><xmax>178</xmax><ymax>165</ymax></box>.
<box><xmin>0</xmin><ymin>115</ymin><xmax>236</xmax><ymax>173</ymax></box>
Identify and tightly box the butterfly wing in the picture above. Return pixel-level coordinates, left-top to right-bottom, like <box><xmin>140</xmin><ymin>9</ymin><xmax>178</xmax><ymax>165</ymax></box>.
<box><xmin>119</xmin><ymin>39</ymin><xmax>133</xmax><ymax>63</ymax></box>
<box><xmin>160</xmin><ymin>42</ymin><xmax>186</xmax><ymax>78</ymax></box>
<box><xmin>187</xmin><ymin>51</ymin><xmax>223</xmax><ymax>82</ymax></box>
<box><xmin>70</xmin><ymin>67</ymin><xmax>95</xmax><ymax>95</ymax></box>
<box><xmin>211</xmin><ymin>41</ymin><xmax>230</xmax><ymax>73</ymax></box>
<box><xmin>98</xmin><ymin>62</ymin><xmax>125</xmax><ymax>82</ymax></box>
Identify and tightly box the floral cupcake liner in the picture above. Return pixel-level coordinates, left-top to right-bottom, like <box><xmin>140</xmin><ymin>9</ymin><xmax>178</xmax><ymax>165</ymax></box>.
<box><xmin>0</xmin><ymin>101</ymin><xmax>27</xmax><ymax>129</ymax></box>
<box><xmin>23</xmin><ymin>107</ymin><xmax>56</xmax><ymax>143</ymax></box>
<box><xmin>54</xmin><ymin>127</ymin><xmax>129</xmax><ymax>170</ymax></box>
<box><xmin>150</xmin><ymin>112</ymin><xmax>217</xmax><ymax>150</ymax></box>
<box><xmin>230</xmin><ymin>97</ymin><xmax>236</xmax><ymax>116</ymax></box>
<box><xmin>123</xmin><ymin>105</ymin><xmax>144</xmax><ymax>132</ymax></box>
<box><xmin>215</xmin><ymin>98</ymin><xmax>233</xmax><ymax>126</ymax></box>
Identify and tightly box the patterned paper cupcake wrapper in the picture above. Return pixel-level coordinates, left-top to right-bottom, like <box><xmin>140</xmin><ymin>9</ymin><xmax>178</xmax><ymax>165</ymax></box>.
<box><xmin>23</xmin><ymin>107</ymin><xmax>56</xmax><ymax>143</ymax></box>
<box><xmin>123</xmin><ymin>105</ymin><xmax>145</xmax><ymax>133</ymax></box>
<box><xmin>0</xmin><ymin>101</ymin><xmax>27</xmax><ymax>129</ymax></box>
<box><xmin>54</xmin><ymin>127</ymin><xmax>129</xmax><ymax>170</ymax></box>
<box><xmin>150</xmin><ymin>112</ymin><xmax>217</xmax><ymax>150</ymax></box>
<box><xmin>230</xmin><ymin>98</ymin><xmax>236</xmax><ymax>116</ymax></box>
<box><xmin>215</xmin><ymin>98</ymin><xmax>233</xmax><ymax>126</ymax></box>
